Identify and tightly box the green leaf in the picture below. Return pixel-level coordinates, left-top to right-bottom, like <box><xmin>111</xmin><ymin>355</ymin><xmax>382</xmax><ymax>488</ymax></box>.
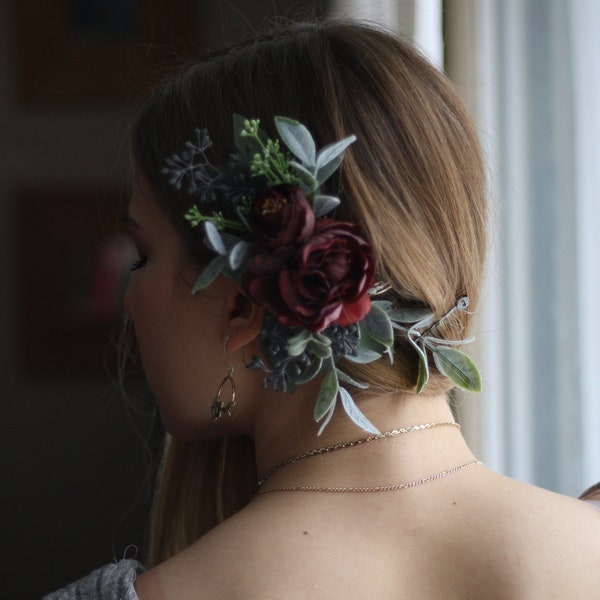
<box><xmin>407</xmin><ymin>336</ymin><xmax>429</xmax><ymax>393</ymax></box>
<box><xmin>289</xmin><ymin>161</ymin><xmax>318</xmax><ymax>191</ymax></box>
<box><xmin>345</xmin><ymin>348</ymin><xmax>383</xmax><ymax>364</ymax></box>
<box><xmin>315</xmin><ymin>153</ymin><xmax>343</xmax><ymax>186</ymax></box>
<box><xmin>275</xmin><ymin>116</ymin><xmax>316</xmax><ymax>167</ymax></box>
<box><xmin>387</xmin><ymin>307</ymin><xmax>433</xmax><ymax>324</ymax></box>
<box><xmin>336</xmin><ymin>369</ymin><xmax>369</xmax><ymax>389</ymax></box>
<box><xmin>317</xmin><ymin>399</ymin><xmax>337</xmax><ymax>436</ymax></box>
<box><xmin>192</xmin><ymin>256</ymin><xmax>226</xmax><ymax>292</ymax></box>
<box><xmin>287</xmin><ymin>330</ymin><xmax>312</xmax><ymax>357</ymax></box>
<box><xmin>309</xmin><ymin>336</ymin><xmax>333</xmax><ymax>359</ymax></box>
<box><xmin>339</xmin><ymin>387</ymin><xmax>379</xmax><ymax>434</ymax></box>
<box><xmin>203</xmin><ymin>222</ymin><xmax>226</xmax><ymax>255</ymax></box>
<box><xmin>295</xmin><ymin>357</ymin><xmax>323</xmax><ymax>385</ymax></box>
<box><xmin>228</xmin><ymin>241</ymin><xmax>249</xmax><ymax>270</ymax></box>
<box><xmin>315</xmin><ymin>135</ymin><xmax>356</xmax><ymax>169</ymax></box>
<box><xmin>432</xmin><ymin>347</ymin><xmax>482</xmax><ymax>392</ymax></box>
<box><xmin>314</xmin><ymin>367</ymin><xmax>339</xmax><ymax>422</ymax></box>
<box><xmin>313</xmin><ymin>194</ymin><xmax>341</xmax><ymax>218</ymax></box>
<box><xmin>363</xmin><ymin>303</ymin><xmax>394</xmax><ymax>346</ymax></box>
<box><xmin>423</xmin><ymin>335</ymin><xmax>475</xmax><ymax>346</ymax></box>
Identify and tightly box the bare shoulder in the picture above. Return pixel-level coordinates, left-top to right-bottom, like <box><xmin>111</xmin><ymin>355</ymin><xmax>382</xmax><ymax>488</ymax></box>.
<box><xmin>137</xmin><ymin>473</ymin><xmax>600</xmax><ymax>600</ymax></box>
<box><xmin>453</xmin><ymin>469</ymin><xmax>600</xmax><ymax>597</ymax></box>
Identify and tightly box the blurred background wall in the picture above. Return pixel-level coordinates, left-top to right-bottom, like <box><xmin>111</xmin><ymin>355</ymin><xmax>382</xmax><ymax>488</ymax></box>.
<box><xmin>1</xmin><ymin>2</ymin><xmax>333</xmax><ymax>597</ymax></box>
<box><xmin>5</xmin><ymin>1</ymin><xmax>599</xmax><ymax>597</ymax></box>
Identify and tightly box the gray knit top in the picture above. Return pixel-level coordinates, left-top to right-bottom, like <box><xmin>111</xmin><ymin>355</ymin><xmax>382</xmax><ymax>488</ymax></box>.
<box><xmin>42</xmin><ymin>560</ymin><xmax>145</xmax><ymax>600</ymax></box>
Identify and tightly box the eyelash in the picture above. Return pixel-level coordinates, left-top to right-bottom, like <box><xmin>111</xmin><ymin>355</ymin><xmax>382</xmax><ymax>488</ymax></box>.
<box><xmin>130</xmin><ymin>256</ymin><xmax>148</xmax><ymax>271</ymax></box>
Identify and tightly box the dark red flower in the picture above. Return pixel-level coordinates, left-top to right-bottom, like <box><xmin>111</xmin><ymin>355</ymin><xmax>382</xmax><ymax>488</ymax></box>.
<box><xmin>244</xmin><ymin>220</ymin><xmax>375</xmax><ymax>333</ymax></box>
<box><xmin>250</xmin><ymin>185</ymin><xmax>315</xmax><ymax>254</ymax></box>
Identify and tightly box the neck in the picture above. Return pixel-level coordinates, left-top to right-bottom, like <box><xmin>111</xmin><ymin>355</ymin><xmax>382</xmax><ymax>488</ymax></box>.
<box><xmin>250</xmin><ymin>389</ymin><xmax>476</xmax><ymax>493</ymax></box>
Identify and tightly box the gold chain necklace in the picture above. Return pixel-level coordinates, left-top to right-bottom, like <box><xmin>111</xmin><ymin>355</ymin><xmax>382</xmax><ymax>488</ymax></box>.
<box><xmin>255</xmin><ymin>459</ymin><xmax>482</xmax><ymax>496</ymax></box>
<box><xmin>257</xmin><ymin>421</ymin><xmax>460</xmax><ymax>487</ymax></box>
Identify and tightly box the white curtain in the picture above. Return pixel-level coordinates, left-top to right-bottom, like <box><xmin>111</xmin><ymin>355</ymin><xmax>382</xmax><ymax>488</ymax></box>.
<box><xmin>329</xmin><ymin>0</ymin><xmax>443</xmax><ymax>68</ymax></box>
<box><xmin>470</xmin><ymin>0</ymin><xmax>600</xmax><ymax>494</ymax></box>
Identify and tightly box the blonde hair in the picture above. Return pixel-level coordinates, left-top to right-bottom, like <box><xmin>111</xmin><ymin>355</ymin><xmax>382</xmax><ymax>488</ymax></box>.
<box><xmin>133</xmin><ymin>20</ymin><xmax>487</xmax><ymax>565</ymax></box>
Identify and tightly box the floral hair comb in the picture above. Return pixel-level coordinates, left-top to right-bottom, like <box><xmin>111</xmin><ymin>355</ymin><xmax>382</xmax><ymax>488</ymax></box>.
<box><xmin>162</xmin><ymin>116</ymin><xmax>481</xmax><ymax>434</ymax></box>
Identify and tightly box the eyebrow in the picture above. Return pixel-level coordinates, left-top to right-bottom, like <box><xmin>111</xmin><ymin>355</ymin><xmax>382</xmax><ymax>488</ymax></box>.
<box><xmin>121</xmin><ymin>210</ymin><xmax>140</xmax><ymax>228</ymax></box>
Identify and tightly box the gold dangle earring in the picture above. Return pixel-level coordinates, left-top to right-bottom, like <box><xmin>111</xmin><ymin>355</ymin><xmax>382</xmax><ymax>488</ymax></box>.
<box><xmin>211</xmin><ymin>337</ymin><xmax>236</xmax><ymax>421</ymax></box>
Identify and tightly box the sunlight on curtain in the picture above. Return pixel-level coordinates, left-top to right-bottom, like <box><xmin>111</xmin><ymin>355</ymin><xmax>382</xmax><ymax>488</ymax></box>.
<box><xmin>450</xmin><ymin>0</ymin><xmax>600</xmax><ymax>495</ymax></box>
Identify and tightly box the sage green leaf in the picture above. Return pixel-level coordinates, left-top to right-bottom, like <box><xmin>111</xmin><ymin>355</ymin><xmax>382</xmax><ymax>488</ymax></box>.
<box><xmin>315</xmin><ymin>153</ymin><xmax>343</xmax><ymax>186</ymax></box>
<box><xmin>313</xmin><ymin>194</ymin><xmax>341</xmax><ymax>218</ymax></box>
<box><xmin>228</xmin><ymin>241</ymin><xmax>249</xmax><ymax>270</ymax></box>
<box><xmin>314</xmin><ymin>368</ymin><xmax>339</xmax><ymax>422</ymax></box>
<box><xmin>275</xmin><ymin>116</ymin><xmax>316</xmax><ymax>167</ymax></box>
<box><xmin>433</xmin><ymin>347</ymin><xmax>482</xmax><ymax>392</ymax></box>
<box><xmin>423</xmin><ymin>335</ymin><xmax>475</xmax><ymax>346</ymax></box>
<box><xmin>309</xmin><ymin>337</ymin><xmax>333</xmax><ymax>359</ymax></box>
<box><xmin>289</xmin><ymin>161</ymin><xmax>318</xmax><ymax>190</ymax></box>
<box><xmin>317</xmin><ymin>399</ymin><xmax>337</xmax><ymax>436</ymax></box>
<box><xmin>363</xmin><ymin>303</ymin><xmax>394</xmax><ymax>346</ymax></box>
<box><xmin>336</xmin><ymin>369</ymin><xmax>369</xmax><ymax>389</ymax></box>
<box><xmin>387</xmin><ymin>307</ymin><xmax>433</xmax><ymax>324</ymax></box>
<box><xmin>287</xmin><ymin>330</ymin><xmax>312</xmax><ymax>357</ymax></box>
<box><xmin>345</xmin><ymin>347</ymin><xmax>382</xmax><ymax>364</ymax></box>
<box><xmin>315</xmin><ymin>135</ymin><xmax>356</xmax><ymax>169</ymax></box>
<box><xmin>192</xmin><ymin>256</ymin><xmax>226</xmax><ymax>292</ymax></box>
<box><xmin>339</xmin><ymin>387</ymin><xmax>380</xmax><ymax>434</ymax></box>
<box><xmin>296</xmin><ymin>357</ymin><xmax>323</xmax><ymax>384</ymax></box>
<box><xmin>203</xmin><ymin>222</ymin><xmax>226</xmax><ymax>255</ymax></box>
<box><xmin>408</xmin><ymin>336</ymin><xmax>429</xmax><ymax>393</ymax></box>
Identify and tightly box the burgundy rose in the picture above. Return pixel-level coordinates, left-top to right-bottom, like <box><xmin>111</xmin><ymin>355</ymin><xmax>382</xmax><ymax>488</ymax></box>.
<box><xmin>244</xmin><ymin>219</ymin><xmax>375</xmax><ymax>333</ymax></box>
<box><xmin>250</xmin><ymin>185</ymin><xmax>315</xmax><ymax>255</ymax></box>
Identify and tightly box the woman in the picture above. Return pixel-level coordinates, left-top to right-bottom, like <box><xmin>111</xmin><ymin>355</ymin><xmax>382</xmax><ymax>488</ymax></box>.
<box><xmin>46</xmin><ymin>20</ymin><xmax>600</xmax><ymax>599</ymax></box>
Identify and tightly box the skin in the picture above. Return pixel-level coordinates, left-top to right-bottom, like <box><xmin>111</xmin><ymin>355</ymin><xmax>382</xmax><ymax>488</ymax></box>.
<box><xmin>127</xmin><ymin>175</ymin><xmax>600</xmax><ymax>599</ymax></box>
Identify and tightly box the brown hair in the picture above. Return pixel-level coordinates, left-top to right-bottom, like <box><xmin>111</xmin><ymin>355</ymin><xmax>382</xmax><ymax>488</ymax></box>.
<box><xmin>132</xmin><ymin>20</ymin><xmax>487</xmax><ymax>565</ymax></box>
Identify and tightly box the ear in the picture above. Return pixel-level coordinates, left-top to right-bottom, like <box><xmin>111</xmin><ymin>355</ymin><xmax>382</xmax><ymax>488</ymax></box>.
<box><xmin>225</xmin><ymin>291</ymin><xmax>264</xmax><ymax>352</ymax></box>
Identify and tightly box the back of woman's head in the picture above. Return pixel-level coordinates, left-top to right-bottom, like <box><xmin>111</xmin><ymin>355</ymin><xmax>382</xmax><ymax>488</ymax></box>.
<box><xmin>132</xmin><ymin>20</ymin><xmax>487</xmax><ymax>396</ymax></box>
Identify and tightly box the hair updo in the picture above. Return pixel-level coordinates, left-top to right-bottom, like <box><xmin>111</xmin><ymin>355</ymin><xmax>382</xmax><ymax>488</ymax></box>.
<box><xmin>133</xmin><ymin>20</ymin><xmax>486</xmax><ymax>397</ymax></box>
<box><xmin>133</xmin><ymin>21</ymin><xmax>487</xmax><ymax>563</ymax></box>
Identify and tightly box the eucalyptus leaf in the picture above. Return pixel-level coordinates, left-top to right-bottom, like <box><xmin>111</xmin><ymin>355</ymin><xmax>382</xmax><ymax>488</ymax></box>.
<box><xmin>387</xmin><ymin>307</ymin><xmax>433</xmax><ymax>324</ymax></box>
<box><xmin>289</xmin><ymin>161</ymin><xmax>318</xmax><ymax>191</ymax></box>
<box><xmin>407</xmin><ymin>335</ymin><xmax>429</xmax><ymax>393</ymax></box>
<box><xmin>415</xmin><ymin>349</ymin><xmax>429</xmax><ymax>393</ymax></box>
<box><xmin>228</xmin><ymin>241</ymin><xmax>249</xmax><ymax>270</ymax></box>
<box><xmin>314</xmin><ymin>368</ymin><xmax>339</xmax><ymax>422</ymax></box>
<box><xmin>336</xmin><ymin>369</ymin><xmax>369</xmax><ymax>389</ymax></box>
<box><xmin>423</xmin><ymin>335</ymin><xmax>475</xmax><ymax>347</ymax></box>
<box><xmin>315</xmin><ymin>154</ymin><xmax>344</xmax><ymax>187</ymax></box>
<box><xmin>309</xmin><ymin>337</ymin><xmax>333</xmax><ymax>359</ymax></box>
<box><xmin>275</xmin><ymin>116</ymin><xmax>316</xmax><ymax>167</ymax></box>
<box><xmin>313</xmin><ymin>194</ymin><xmax>341</xmax><ymax>218</ymax></box>
<box><xmin>339</xmin><ymin>387</ymin><xmax>380</xmax><ymax>434</ymax></box>
<box><xmin>432</xmin><ymin>347</ymin><xmax>482</xmax><ymax>392</ymax></box>
<box><xmin>363</xmin><ymin>303</ymin><xmax>394</xmax><ymax>346</ymax></box>
<box><xmin>287</xmin><ymin>330</ymin><xmax>312</xmax><ymax>357</ymax></box>
<box><xmin>371</xmin><ymin>300</ymin><xmax>394</xmax><ymax>312</ymax></box>
<box><xmin>191</xmin><ymin>256</ymin><xmax>226</xmax><ymax>292</ymax></box>
<box><xmin>315</xmin><ymin>135</ymin><xmax>356</xmax><ymax>169</ymax></box>
<box><xmin>344</xmin><ymin>347</ymin><xmax>383</xmax><ymax>364</ymax></box>
<box><xmin>409</xmin><ymin>312</ymin><xmax>436</xmax><ymax>334</ymax></box>
<box><xmin>317</xmin><ymin>399</ymin><xmax>337</xmax><ymax>436</ymax></box>
<box><xmin>203</xmin><ymin>221</ymin><xmax>226</xmax><ymax>255</ymax></box>
<box><xmin>295</xmin><ymin>357</ymin><xmax>323</xmax><ymax>384</ymax></box>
